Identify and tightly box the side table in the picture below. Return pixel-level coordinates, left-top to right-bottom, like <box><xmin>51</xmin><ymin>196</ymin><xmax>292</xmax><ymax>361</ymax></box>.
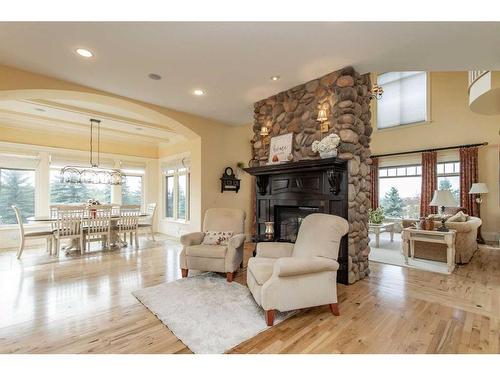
<box><xmin>402</xmin><ymin>228</ymin><xmax>457</xmax><ymax>273</ymax></box>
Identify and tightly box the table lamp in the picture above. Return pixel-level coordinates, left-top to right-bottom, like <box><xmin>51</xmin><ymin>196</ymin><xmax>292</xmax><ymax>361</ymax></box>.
<box><xmin>430</xmin><ymin>190</ymin><xmax>457</xmax><ymax>232</ymax></box>
<box><xmin>469</xmin><ymin>183</ymin><xmax>488</xmax><ymax>243</ymax></box>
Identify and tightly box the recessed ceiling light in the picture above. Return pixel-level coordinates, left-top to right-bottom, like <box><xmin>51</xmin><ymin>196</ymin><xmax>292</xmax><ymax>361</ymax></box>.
<box><xmin>270</xmin><ymin>75</ymin><xmax>280</xmax><ymax>81</ymax></box>
<box><xmin>75</xmin><ymin>48</ymin><xmax>94</xmax><ymax>58</ymax></box>
<box><xmin>34</xmin><ymin>107</ymin><xmax>46</xmax><ymax>112</ymax></box>
<box><xmin>148</xmin><ymin>73</ymin><xmax>162</xmax><ymax>81</ymax></box>
<box><xmin>193</xmin><ymin>89</ymin><xmax>206</xmax><ymax>96</ymax></box>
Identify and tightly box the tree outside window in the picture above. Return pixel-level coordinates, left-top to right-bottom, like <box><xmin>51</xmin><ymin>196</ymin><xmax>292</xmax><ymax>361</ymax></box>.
<box><xmin>437</xmin><ymin>161</ymin><xmax>460</xmax><ymax>205</ymax></box>
<box><xmin>378</xmin><ymin>165</ymin><xmax>421</xmax><ymax>219</ymax></box>
<box><xmin>0</xmin><ymin>168</ymin><xmax>35</xmax><ymax>224</ymax></box>
<box><xmin>165</xmin><ymin>168</ymin><xmax>189</xmax><ymax>221</ymax></box>
<box><xmin>50</xmin><ymin>169</ymin><xmax>111</xmax><ymax>204</ymax></box>
<box><xmin>122</xmin><ymin>175</ymin><xmax>143</xmax><ymax>206</ymax></box>
<box><xmin>380</xmin><ymin>186</ymin><xmax>405</xmax><ymax>218</ymax></box>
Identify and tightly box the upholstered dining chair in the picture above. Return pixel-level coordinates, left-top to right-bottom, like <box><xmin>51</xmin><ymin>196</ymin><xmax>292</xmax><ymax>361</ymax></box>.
<box><xmin>138</xmin><ymin>203</ymin><xmax>157</xmax><ymax>241</ymax></box>
<box><xmin>12</xmin><ymin>205</ymin><xmax>54</xmax><ymax>259</ymax></box>
<box><xmin>180</xmin><ymin>208</ymin><xmax>246</xmax><ymax>282</ymax></box>
<box><xmin>246</xmin><ymin>213</ymin><xmax>349</xmax><ymax>326</ymax></box>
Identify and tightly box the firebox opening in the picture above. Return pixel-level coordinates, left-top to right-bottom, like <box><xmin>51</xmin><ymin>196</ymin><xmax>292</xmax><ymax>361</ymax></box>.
<box><xmin>274</xmin><ymin>205</ymin><xmax>320</xmax><ymax>242</ymax></box>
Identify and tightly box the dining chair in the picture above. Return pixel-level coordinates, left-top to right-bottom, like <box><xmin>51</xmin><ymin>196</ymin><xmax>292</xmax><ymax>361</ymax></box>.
<box><xmin>118</xmin><ymin>205</ymin><xmax>141</xmax><ymax>248</ymax></box>
<box><xmin>52</xmin><ymin>205</ymin><xmax>85</xmax><ymax>256</ymax></box>
<box><xmin>111</xmin><ymin>205</ymin><xmax>121</xmax><ymax>217</ymax></box>
<box><xmin>12</xmin><ymin>205</ymin><xmax>54</xmax><ymax>259</ymax></box>
<box><xmin>138</xmin><ymin>203</ymin><xmax>157</xmax><ymax>241</ymax></box>
<box><xmin>84</xmin><ymin>205</ymin><xmax>113</xmax><ymax>252</ymax></box>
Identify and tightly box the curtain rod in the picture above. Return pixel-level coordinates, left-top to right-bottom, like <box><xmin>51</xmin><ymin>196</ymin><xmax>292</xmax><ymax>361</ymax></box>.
<box><xmin>371</xmin><ymin>142</ymin><xmax>488</xmax><ymax>159</ymax></box>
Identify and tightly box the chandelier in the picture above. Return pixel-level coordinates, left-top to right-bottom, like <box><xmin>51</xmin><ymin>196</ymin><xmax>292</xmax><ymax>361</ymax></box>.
<box><xmin>60</xmin><ymin>119</ymin><xmax>123</xmax><ymax>185</ymax></box>
<box><xmin>369</xmin><ymin>83</ymin><xmax>384</xmax><ymax>100</ymax></box>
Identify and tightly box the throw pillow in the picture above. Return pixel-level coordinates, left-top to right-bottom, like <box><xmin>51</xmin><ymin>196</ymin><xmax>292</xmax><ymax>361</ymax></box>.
<box><xmin>202</xmin><ymin>231</ymin><xmax>234</xmax><ymax>246</ymax></box>
<box><xmin>446</xmin><ymin>211</ymin><xmax>468</xmax><ymax>223</ymax></box>
<box><xmin>427</xmin><ymin>213</ymin><xmax>451</xmax><ymax>221</ymax></box>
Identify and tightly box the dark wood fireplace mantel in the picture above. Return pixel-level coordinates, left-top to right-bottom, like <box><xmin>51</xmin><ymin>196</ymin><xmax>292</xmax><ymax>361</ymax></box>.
<box><xmin>244</xmin><ymin>157</ymin><xmax>349</xmax><ymax>284</ymax></box>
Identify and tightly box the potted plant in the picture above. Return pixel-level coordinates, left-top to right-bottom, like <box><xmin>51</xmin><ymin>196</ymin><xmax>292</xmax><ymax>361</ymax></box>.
<box><xmin>312</xmin><ymin>133</ymin><xmax>341</xmax><ymax>158</ymax></box>
<box><xmin>368</xmin><ymin>207</ymin><xmax>385</xmax><ymax>225</ymax></box>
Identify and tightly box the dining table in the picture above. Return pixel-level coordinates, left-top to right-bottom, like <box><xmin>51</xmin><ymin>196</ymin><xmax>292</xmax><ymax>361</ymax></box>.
<box><xmin>27</xmin><ymin>213</ymin><xmax>148</xmax><ymax>252</ymax></box>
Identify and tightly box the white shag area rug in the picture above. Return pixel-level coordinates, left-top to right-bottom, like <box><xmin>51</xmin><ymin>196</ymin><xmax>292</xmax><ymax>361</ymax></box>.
<box><xmin>132</xmin><ymin>273</ymin><xmax>294</xmax><ymax>354</ymax></box>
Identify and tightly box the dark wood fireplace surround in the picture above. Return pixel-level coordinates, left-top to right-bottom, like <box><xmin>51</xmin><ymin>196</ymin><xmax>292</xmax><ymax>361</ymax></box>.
<box><xmin>244</xmin><ymin>157</ymin><xmax>349</xmax><ymax>284</ymax></box>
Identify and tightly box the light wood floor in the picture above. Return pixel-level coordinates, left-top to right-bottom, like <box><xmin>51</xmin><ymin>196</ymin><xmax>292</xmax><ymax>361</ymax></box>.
<box><xmin>0</xmin><ymin>236</ymin><xmax>498</xmax><ymax>354</ymax></box>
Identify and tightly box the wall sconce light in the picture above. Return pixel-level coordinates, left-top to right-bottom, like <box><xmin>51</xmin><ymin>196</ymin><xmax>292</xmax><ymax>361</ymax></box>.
<box><xmin>317</xmin><ymin>107</ymin><xmax>329</xmax><ymax>133</ymax></box>
<box><xmin>369</xmin><ymin>83</ymin><xmax>384</xmax><ymax>100</ymax></box>
<box><xmin>260</xmin><ymin>120</ymin><xmax>270</xmax><ymax>136</ymax></box>
<box><xmin>317</xmin><ymin>108</ymin><xmax>328</xmax><ymax>122</ymax></box>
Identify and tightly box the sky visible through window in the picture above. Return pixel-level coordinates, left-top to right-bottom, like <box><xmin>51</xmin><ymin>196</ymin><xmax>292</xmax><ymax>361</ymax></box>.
<box><xmin>378</xmin><ymin>162</ymin><xmax>460</xmax><ymax>219</ymax></box>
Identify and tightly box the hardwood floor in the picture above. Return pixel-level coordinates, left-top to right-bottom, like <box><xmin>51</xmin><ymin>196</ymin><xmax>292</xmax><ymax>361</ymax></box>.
<box><xmin>0</xmin><ymin>237</ymin><xmax>498</xmax><ymax>354</ymax></box>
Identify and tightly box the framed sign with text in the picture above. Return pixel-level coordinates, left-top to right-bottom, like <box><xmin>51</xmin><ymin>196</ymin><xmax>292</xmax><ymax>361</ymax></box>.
<box><xmin>268</xmin><ymin>133</ymin><xmax>293</xmax><ymax>164</ymax></box>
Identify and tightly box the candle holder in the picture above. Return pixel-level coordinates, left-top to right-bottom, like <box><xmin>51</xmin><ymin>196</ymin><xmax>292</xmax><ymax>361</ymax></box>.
<box><xmin>264</xmin><ymin>222</ymin><xmax>274</xmax><ymax>240</ymax></box>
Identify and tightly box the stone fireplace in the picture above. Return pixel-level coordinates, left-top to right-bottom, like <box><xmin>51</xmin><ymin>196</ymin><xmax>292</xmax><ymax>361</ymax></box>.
<box><xmin>244</xmin><ymin>158</ymin><xmax>349</xmax><ymax>283</ymax></box>
<box><xmin>249</xmin><ymin>66</ymin><xmax>372</xmax><ymax>284</ymax></box>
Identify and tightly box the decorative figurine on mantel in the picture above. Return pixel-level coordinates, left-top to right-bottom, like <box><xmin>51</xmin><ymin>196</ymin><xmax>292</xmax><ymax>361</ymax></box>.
<box><xmin>312</xmin><ymin>133</ymin><xmax>341</xmax><ymax>159</ymax></box>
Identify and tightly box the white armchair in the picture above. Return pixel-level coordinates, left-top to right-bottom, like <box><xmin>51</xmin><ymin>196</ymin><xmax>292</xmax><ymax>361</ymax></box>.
<box><xmin>247</xmin><ymin>213</ymin><xmax>349</xmax><ymax>326</ymax></box>
<box><xmin>180</xmin><ymin>208</ymin><xmax>246</xmax><ymax>282</ymax></box>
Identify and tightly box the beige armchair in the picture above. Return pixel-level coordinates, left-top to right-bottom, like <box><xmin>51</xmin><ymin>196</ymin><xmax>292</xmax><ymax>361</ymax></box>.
<box><xmin>247</xmin><ymin>213</ymin><xmax>349</xmax><ymax>326</ymax></box>
<box><xmin>180</xmin><ymin>208</ymin><xmax>246</xmax><ymax>282</ymax></box>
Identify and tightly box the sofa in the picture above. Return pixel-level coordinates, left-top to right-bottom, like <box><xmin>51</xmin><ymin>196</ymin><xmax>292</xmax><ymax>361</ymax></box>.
<box><xmin>402</xmin><ymin>216</ymin><xmax>482</xmax><ymax>264</ymax></box>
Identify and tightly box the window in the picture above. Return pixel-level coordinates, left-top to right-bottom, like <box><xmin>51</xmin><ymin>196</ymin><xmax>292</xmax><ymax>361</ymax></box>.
<box><xmin>0</xmin><ymin>168</ymin><xmax>35</xmax><ymax>224</ymax></box>
<box><xmin>122</xmin><ymin>175</ymin><xmax>143</xmax><ymax>206</ymax></box>
<box><xmin>378</xmin><ymin>165</ymin><xmax>422</xmax><ymax>219</ymax></box>
<box><xmin>50</xmin><ymin>168</ymin><xmax>111</xmax><ymax>204</ymax></box>
<box><xmin>437</xmin><ymin>161</ymin><xmax>460</xmax><ymax>204</ymax></box>
<box><xmin>377</xmin><ymin>71</ymin><xmax>428</xmax><ymax>129</ymax></box>
<box><xmin>178</xmin><ymin>172</ymin><xmax>187</xmax><ymax>220</ymax></box>
<box><xmin>165</xmin><ymin>174</ymin><xmax>174</xmax><ymax>218</ymax></box>
<box><xmin>164</xmin><ymin>167</ymin><xmax>190</xmax><ymax>221</ymax></box>
<box><xmin>378</xmin><ymin>161</ymin><xmax>461</xmax><ymax>219</ymax></box>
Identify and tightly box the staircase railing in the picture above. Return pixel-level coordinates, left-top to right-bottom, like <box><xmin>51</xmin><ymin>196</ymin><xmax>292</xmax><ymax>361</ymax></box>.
<box><xmin>468</xmin><ymin>70</ymin><xmax>489</xmax><ymax>89</ymax></box>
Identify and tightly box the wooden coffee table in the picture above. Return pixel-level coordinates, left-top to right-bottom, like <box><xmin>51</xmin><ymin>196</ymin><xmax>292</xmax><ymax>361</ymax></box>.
<box><xmin>369</xmin><ymin>222</ymin><xmax>395</xmax><ymax>248</ymax></box>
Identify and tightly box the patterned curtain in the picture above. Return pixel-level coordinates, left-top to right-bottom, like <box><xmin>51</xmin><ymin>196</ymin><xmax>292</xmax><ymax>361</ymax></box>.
<box><xmin>420</xmin><ymin>151</ymin><xmax>437</xmax><ymax>216</ymax></box>
<box><xmin>369</xmin><ymin>157</ymin><xmax>379</xmax><ymax>209</ymax></box>
<box><xmin>459</xmin><ymin>147</ymin><xmax>479</xmax><ymax>217</ymax></box>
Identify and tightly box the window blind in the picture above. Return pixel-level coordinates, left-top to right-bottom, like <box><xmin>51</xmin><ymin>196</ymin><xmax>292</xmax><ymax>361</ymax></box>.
<box><xmin>377</xmin><ymin>71</ymin><xmax>427</xmax><ymax>129</ymax></box>
<box><xmin>161</xmin><ymin>157</ymin><xmax>191</xmax><ymax>172</ymax></box>
<box><xmin>0</xmin><ymin>153</ymin><xmax>40</xmax><ymax>169</ymax></box>
<box><xmin>120</xmin><ymin>161</ymin><xmax>146</xmax><ymax>175</ymax></box>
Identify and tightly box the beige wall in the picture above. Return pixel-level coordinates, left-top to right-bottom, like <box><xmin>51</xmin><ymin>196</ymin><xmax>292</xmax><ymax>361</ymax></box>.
<box><xmin>159</xmin><ymin>125</ymin><xmax>253</xmax><ymax>235</ymax></box>
<box><xmin>200</xmin><ymin>125</ymin><xmax>253</xmax><ymax>234</ymax></box>
<box><xmin>371</xmin><ymin>71</ymin><xmax>500</xmax><ymax>239</ymax></box>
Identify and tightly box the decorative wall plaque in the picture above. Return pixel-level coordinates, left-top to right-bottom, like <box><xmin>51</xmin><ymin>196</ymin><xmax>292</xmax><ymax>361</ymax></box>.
<box><xmin>268</xmin><ymin>133</ymin><xmax>293</xmax><ymax>164</ymax></box>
